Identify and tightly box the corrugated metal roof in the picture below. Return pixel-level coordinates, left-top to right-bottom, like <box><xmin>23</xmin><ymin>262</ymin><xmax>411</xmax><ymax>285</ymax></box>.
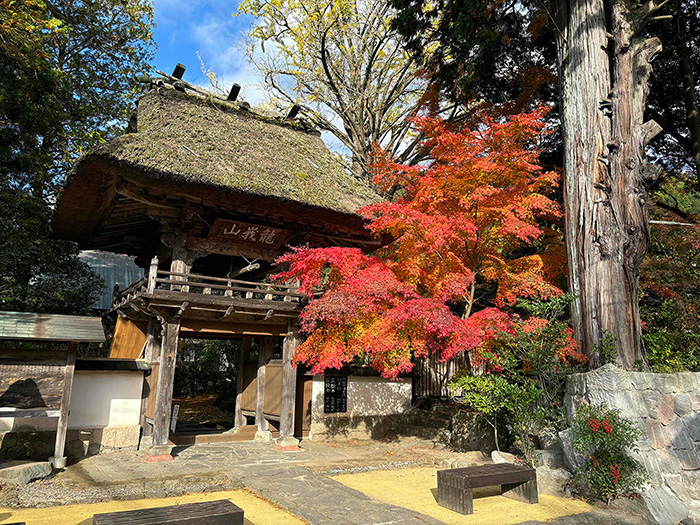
<box><xmin>79</xmin><ymin>250</ymin><xmax>144</xmax><ymax>310</ymax></box>
<box><xmin>0</xmin><ymin>311</ymin><xmax>105</xmax><ymax>342</ymax></box>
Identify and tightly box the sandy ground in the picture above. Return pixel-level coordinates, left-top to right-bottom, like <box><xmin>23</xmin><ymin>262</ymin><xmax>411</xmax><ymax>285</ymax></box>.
<box><xmin>0</xmin><ymin>489</ymin><xmax>305</xmax><ymax>525</ymax></box>
<box><xmin>333</xmin><ymin>467</ymin><xmax>595</xmax><ymax>525</ymax></box>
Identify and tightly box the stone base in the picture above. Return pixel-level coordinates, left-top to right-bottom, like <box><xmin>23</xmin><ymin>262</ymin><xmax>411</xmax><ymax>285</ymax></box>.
<box><xmin>254</xmin><ymin>430</ymin><xmax>273</xmax><ymax>443</ymax></box>
<box><xmin>146</xmin><ymin>443</ymin><xmax>174</xmax><ymax>461</ymax></box>
<box><xmin>143</xmin><ymin>454</ymin><xmax>174</xmax><ymax>463</ymax></box>
<box><xmin>49</xmin><ymin>456</ymin><xmax>67</xmax><ymax>470</ymax></box>
<box><xmin>273</xmin><ymin>444</ymin><xmax>301</xmax><ymax>453</ymax></box>
<box><xmin>274</xmin><ymin>436</ymin><xmax>300</xmax><ymax>448</ymax></box>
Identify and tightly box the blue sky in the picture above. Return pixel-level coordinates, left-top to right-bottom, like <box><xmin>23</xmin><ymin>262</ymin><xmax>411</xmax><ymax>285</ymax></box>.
<box><xmin>152</xmin><ymin>0</ymin><xmax>264</xmax><ymax>103</ymax></box>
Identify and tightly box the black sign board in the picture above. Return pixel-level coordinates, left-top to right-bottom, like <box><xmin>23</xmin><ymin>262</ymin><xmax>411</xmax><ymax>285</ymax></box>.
<box><xmin>324</xmin><ymin>375</ymin><xmax>347</xmax><ymax>413</ymax></box>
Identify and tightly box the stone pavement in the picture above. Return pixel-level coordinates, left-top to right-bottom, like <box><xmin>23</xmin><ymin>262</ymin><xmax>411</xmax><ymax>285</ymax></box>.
<box><xmin>8</xmin><ymin>439</ymin><xmax>649</xmax><ymax>524</ymax></box>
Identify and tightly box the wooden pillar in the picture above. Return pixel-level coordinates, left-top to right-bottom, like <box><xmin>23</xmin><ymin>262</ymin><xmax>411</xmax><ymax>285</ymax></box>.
<box><xmin>152</xmin><ymin>319</ymin><xmax>180</xmax><ymax>450</ymax></box>
<box><xmin>279</xmin><ymin>319</ymin><xmax>300</xmax><ymax>445</ymax></box>
<box><xmin>234</xmin><ymin>337</ymin><xmax>252</xmax><ymax>428</ymax></box>
<box><xmin>255</xmin><ymin>337</ymin><xmax>274</xmax><ymax>439</ymax></box>
<box><xmin>51</xmin><ymin>342</ymin><xmax>77</xmax><ymax>469</ymax></box>
<box><xmin>139</xmin><ymin>320</ymin><xmax>160</xmax><ymax>439</ymax></box>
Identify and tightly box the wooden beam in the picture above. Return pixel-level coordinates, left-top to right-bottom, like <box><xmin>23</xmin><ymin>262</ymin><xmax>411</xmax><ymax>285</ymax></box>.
<box><xmin>234</xmin><ymin>338</ymin><xmax>252</xmax><ymax>428</ymax></box>
<box><xmin>256</xmin><ymin>337</ymin><xmax>274</xmax><ymax>432</ymax></box>
<box><xmin>152</xmin><ymin>319</ymin><xmax>180</xmax><ymax>447</ymax></box>
<box><xmin>186</xmin><ymin>236</ymin><xmax>283</xmax><ymax>261</ymax></box>
<box><xmin>180</xmin><ymin>319</ymin><xmax>288</xmax><ymax>337</ymax></box>
<box><xmin>279</xmin><ymin>320</ymin><xmax>300</xmax><ymax>443</ymax></box>
<box><xmin>51</xmin><ymin>342</ymin><xmax>77</xmax><ymax>469</ymax></box>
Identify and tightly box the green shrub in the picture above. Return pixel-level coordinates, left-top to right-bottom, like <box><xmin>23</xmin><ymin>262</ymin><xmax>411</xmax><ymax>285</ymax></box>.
<box><xmin>572</xmin><ymin>404</ymin><xmax>646</xmax><ymax>501</ymax></box>
<box><xmin>448</xmin><ymin>372</ymin><xmax>541</xmax><ymax>462</ymax></box>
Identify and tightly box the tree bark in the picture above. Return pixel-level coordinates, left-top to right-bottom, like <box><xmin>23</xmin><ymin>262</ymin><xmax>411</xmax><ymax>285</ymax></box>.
<box><xmin>553</xmin><ymin>0</ymin><xmax>662</xmax><ymax>369</ymax></box>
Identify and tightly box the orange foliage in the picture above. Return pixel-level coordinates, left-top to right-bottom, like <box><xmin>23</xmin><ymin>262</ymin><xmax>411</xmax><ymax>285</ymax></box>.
<box><xmin>276</xmin><ymin>108</ymin><xmax>565</xmax><ymax>378</ymax></box>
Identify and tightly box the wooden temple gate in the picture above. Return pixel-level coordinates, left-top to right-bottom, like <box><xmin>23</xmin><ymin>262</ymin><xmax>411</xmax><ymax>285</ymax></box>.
<box><xmin>109</xmin><ymin>259</ymin><xmax>307</xmax><ymax>452</ymax></box>
<box><xmin>51</xmin><ymin>67</ymin><xmax>381</xmax><ymax>457</ymax></box>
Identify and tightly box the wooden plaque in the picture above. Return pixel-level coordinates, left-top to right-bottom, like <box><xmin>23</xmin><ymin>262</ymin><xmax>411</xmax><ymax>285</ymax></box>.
<box><xmin>208</xmin><ymin>219</ymin><xmax>290</xmax><ymax>248</ymax></box>
<box><xmin>323</xmin><ymin>375</ymin><xmax>347</xmax><ymax>413</ymax></box>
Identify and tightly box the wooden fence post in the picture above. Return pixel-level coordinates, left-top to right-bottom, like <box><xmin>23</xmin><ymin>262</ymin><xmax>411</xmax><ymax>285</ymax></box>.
<box><xmin>254</xmin><ymin>337</ymin><xmax>274</xmax><ymax>441</ymax></box>
<box><xmin>234</xmin><ymin>337</ymin><xmax>252</xmax><ymax>428</ymax></box>
<box><xmin>278</xmin><ymin>319</ymin><xmax>300</xmax><ymax>447</ymax></box>
<box><xmin>147</xmin><ymin>256</ymin><xmax>158</xmax><ymax>293</ymax></box>
<box><xmin>50</xmin><ymin>342</ymin><xmax>77</xmax><ymax>469</ymax></box>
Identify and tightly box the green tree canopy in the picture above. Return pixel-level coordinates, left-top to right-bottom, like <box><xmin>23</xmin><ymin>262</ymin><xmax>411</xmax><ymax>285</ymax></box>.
<box><xmin>0</xmin><ymin>0</ymin><xmax>155</xmax><ymax>313</ymax></box>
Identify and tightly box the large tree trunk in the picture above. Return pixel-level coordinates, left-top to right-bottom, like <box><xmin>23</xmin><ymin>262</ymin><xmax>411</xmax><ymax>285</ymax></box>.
<box><xmin>553</xmin><ymin>0</ymin><xmax>663</xmax><ymax>369</ymax></box>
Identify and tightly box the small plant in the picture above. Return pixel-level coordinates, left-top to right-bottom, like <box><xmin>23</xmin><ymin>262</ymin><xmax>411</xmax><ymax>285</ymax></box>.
<box><xmin>595</xmin><ymin>332</ymin><xmax>618</xmax><ymax>367</ymax></box>
<box><xmin>448</xmin><ymin>372</ymin><xmax>541</xmax><ymax>460</ymax></box>
<box><xmin>572</xmin><ymin>404</ymin><xmax>646</xmax><ymax>501</ymax></box>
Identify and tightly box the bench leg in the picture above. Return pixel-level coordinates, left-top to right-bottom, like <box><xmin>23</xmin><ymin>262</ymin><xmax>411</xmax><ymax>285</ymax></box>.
<box><xmin>437</xmin><ymin>471</ymin><xmax>474</xmax><ymax>514</ymax></box>
<box><xmin>502</xmin><ymin>479</ymin><xmax>539</xmax><ymax>504</ymax></box>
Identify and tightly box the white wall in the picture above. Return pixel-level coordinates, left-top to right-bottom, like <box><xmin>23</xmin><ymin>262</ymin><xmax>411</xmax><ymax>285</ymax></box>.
<box><xmin>311</xmin><ymin>375</ymin><xmax>412</xmax><ymax>421</ymax></box>
<box><xmin>68</xmin><ymin>371</ymin><xmax>143</xmax><ymax>428</ymax></box>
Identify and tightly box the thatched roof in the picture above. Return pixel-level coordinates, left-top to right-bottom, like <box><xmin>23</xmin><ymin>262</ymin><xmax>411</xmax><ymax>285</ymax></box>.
<box><xmin>53</xmin><ymin>86</ymin><xmax>380</xmax><ymax>245</ymax></box>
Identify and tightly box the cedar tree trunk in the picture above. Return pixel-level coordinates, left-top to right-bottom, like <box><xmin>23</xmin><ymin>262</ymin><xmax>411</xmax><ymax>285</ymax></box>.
<box><xmin>553</xmin><ymin>0</ymin><xmax>664</xmax><ymax>369</ymax></box>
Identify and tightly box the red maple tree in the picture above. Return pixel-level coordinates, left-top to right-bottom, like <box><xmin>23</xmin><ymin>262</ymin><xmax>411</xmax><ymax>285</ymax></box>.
<box><xmin>275</xmin><ymin>109</ymin><xmax>564</xmax><ymax>378</ymax></box>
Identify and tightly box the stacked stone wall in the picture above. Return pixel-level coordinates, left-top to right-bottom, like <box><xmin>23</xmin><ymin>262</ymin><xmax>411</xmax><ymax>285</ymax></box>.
<box><xmin>565</xmin><ymin>364</ymin><xmax>700</xmax><ymax>524</ymax></box>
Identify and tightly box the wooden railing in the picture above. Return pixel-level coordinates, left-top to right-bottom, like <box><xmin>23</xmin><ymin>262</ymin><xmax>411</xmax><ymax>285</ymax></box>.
<box><xmin>112</xmin><ymin>257</ymin><xmax>305</xmax><ymax>306</ymax></box>
<box><xmin>152</xmin><ymin>270</ymin><xmax>304</xmax><ymax>302</ymax></box>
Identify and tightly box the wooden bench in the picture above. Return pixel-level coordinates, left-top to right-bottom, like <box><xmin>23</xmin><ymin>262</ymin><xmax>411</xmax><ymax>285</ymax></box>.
<box><xmin>92</xmin><ymin>499</ymin><xmax>244</xmax><ymax>524</ymax></box>
<box><xmin>437</xmin><ymin>463</ymin><xmax>538</xmax><ymax>515</ymax></box>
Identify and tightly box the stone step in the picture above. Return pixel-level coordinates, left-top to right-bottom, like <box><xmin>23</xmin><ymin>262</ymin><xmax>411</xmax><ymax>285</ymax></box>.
<box><xmin>0</xmin><ymin>460</ymin><xmax>52</xmax><ymax>485</ymax></box>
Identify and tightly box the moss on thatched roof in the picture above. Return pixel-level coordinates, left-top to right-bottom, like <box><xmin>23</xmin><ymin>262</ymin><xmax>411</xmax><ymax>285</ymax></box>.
<box><xmin>91</xmin><ymin>87</ymin><xmax>379</xmax><ymax>214</ymax></box>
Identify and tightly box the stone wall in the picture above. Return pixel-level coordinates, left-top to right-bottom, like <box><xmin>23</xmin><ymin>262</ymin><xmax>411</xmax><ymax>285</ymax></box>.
<box><xmin>565</xmin><ymin>364</ymin><xmax>700</xmax><ymax>525</ymax></box>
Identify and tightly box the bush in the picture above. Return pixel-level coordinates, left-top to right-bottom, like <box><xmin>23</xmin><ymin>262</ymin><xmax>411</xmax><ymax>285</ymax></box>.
<box><xmin>572</xmin><ymin>404</ymin><xmax>646</xmax><ymax>501</ymax></box>
<box><xmin>448</xmin><ymin>372</ymin><xmax>541</xmax><ymax>462</ymax></box>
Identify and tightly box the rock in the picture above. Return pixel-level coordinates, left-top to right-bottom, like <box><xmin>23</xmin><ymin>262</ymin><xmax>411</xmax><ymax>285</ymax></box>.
<box><xmin>690</xmin><ymin>395</ymin><xmax>700</xmax><ymax>411</ymax></box>
<box><xmin>557</xmin><ymin>429</ymin><xmax>582</xmax><ymax>473</ymax></box>
<box><xmin>681</xmin><ymin>471</ymin><xmax>700</xmax><ymax>499</ymax></box>
<box><xmin>537</xmin><ymin>427</ymin><xmax>559</xmax><ymax>450</ymax></box>
<box><xmin>659</xmin><ymin>394</ymin><xmax>675</xmax><ymax>425</ymax></box>
<box><xmin>668</xmin><ymin>418</ymin><xmax>694</xmax><ymax>450</ymax></box>
<box><xmin>491</xmin><ymin>450</ymin><xmax>517</xmax><ymax>464</ymax></box>
<box><xmin>652</xmin><ymin>374</ymin><xmax>681</xmax><ymax>394</ymax></box>
<box><xmin>642</xmin><ymin>389</ymin><xmax>662</xmax><ymax>417</ymax></box>
<box><xmin>683</xmin><ymin>412</ymin><xmax>700</xmax><ymax>441</ymax></box>
<box><xmin>675</xmin><ymin>395</ymin><xmax>693</xmax><ymax>417</ymax></box>
<box><xmin>535</xmin><ymin>466</ymin><xmax>571</xmax><ymax>496</ymax></box>
<box><xmin>641</xmin><ymin>485</ymin><xmax>688</xmax><ymax>525</ymax></box>
<box><xmin>646</xmin><ymin>418</ymin><xmax>672</xmax><ymax>450</ymax></box>
<box><xmin>534</xmin><ymin>448</ymin><xmax>565</xmax><ymax>469</ymax></box>
<box><xmin>664</xmin><ymin>473</ymin><xmax>691</xmax><ymax>502</ymax></box>
<box><xmin>676</xmin><ymin>450</ymin><xmax>700</xmax><ymax>471</ymax></box>
<box><xmin>656</xmin><ymin>449</ymin><xmax>683</xmax><ymax>476</ymax></box>
<box><xmin>0</xmin><ymin>461</ymin><xmax>52</xmax><ymax>485</ymax></box>
<box><xmin>629</xmin><ymin>449</ymin><xmax>664</xmax><ymax>485</ymax></box>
